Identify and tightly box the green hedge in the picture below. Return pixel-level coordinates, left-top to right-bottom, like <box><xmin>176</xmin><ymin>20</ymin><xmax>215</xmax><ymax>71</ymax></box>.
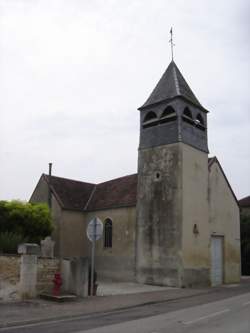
<box><xmin>0</xmin><ymin>200</ymin><xmax>53</xmax><ymax>253</ymax></box>
<box><xmin>241</xmin><ymin>215</ymin><xmax>250</xmax><ymax>275</ymax></box>
<box><xmin>0</xmin><ymin>232</ymin><xmax>28</xmax><ymax>254</ymax></box>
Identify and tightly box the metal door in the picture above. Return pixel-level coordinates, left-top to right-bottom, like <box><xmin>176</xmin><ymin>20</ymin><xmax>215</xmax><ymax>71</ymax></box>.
<box><xmin>211</xmin><ymin>236</ymin><xmax>223</xmax><ymax>286</ymax></box>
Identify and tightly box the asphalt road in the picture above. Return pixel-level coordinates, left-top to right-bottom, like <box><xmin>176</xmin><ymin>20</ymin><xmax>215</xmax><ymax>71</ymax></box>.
<box><xmin>1</xmin><ymin>286</ymin><xmax>250</xmax><ymax>333</ymax></box>
<box><xmin>80</xmin><ymin>292</ymin><xmax>250</xmax><ymax>333</ymax></box>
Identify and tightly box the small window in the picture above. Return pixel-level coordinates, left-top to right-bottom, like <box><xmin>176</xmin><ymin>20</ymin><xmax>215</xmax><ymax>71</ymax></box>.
<box><xmin>182</xmin><ymin>107</ymin><xmax>193</xmax><ymax>125</ymax></box>
<box><xmin>159</xmin><ymin>106</ymin><xmax>176</xmax><ymax>124</ymax></box>
<box><xmin>104</xmin><ymin>218</ymin><xmax>112</xmax><ymax>248</ymax></box>
<box><xmin>143</xmin><ymin>111</ymin><xmax>158</xmax><ymax>129</ymax></box>
<box><xmin>194</xmin><ymin>113</ymin><xmax>205</xmax><ymax>130</ymax></box>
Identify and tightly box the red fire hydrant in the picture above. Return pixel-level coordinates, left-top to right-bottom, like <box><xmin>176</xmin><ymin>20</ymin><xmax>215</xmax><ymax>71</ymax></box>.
<box><xmin>53</xmin><ymin>272</ymin><xmax>62</xmax><ymax>296</ymax></box>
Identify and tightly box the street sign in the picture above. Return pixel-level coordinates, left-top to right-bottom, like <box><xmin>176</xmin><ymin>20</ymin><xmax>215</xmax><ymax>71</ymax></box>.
<box><xmin>87</xmin><ymin>217</ymin><xmax>103</xmax><ymax>242</ymax></box>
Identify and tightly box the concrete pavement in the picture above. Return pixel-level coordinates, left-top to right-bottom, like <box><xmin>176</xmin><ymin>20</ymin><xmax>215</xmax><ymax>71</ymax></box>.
<box><xmin>0</xmin><ymin>284</ymin><xmax>210</xmax><ymax>328</ymax></box>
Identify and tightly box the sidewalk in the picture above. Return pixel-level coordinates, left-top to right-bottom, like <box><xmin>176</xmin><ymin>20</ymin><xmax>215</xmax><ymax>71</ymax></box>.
<box><xmin>0</xmin><ymin>282</ymin><xmax>211</xmax><ymax>328</ymax></box>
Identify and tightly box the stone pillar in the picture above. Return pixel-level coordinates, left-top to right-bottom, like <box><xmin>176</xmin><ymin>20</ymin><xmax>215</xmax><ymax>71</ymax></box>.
<box><xmin>61</xmin><ymin>257</ymin><xmax>89</xmax><ymax>297</ymax></box>
<box><xmin>40</xmin><ymin>236</ymin><xmax>55</xmax><ymax>258</ymax></box>
<box><xmin>18</xmin><ymin>243</ymin><xmax>40</xmax><ymax>299</ymax></box>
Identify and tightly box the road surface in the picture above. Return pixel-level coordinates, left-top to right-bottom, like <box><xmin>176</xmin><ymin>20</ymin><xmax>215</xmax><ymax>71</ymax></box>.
<box><xmin>0</xmin><ymin>290</ymin><xmax>249</xmax><ymax>333</ymax></box>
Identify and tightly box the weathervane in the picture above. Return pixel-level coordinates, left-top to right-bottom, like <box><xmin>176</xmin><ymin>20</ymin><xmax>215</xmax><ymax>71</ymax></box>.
<box><xmin>169</xmin><ymin>27</ymin><xmax>175</xmax><ymax>61</ymax></box>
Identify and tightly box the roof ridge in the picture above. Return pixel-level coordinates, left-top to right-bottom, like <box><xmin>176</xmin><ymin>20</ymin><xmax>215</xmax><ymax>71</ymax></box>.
<box><xmin>97</xmin><ymin>173</ymin><xmax>137</xmax><ymax>186</ymax></box>
<box><xmin>44</xmin><ymin>173</ymin><xmax>95</xmax><ymax>186</ymax></box>
<box><xmin>173</xmin><ymin>65</ymin><xmax>180</xmax><ymax>95</ymax></box>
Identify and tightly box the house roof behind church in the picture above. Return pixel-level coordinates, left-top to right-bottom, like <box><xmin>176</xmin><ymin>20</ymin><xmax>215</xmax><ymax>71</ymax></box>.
<box><xmin>239</xmin><ymin>196</ymin><xmax>250</xmax><ymax>208</ymax></box>
<box><xmin>139</xmin><ymin>61</ymin><xmax>207</xmax><ymax>111</ymax></box>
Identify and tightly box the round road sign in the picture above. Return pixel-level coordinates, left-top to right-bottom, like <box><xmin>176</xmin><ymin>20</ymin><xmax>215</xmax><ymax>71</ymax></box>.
<box><xmin>87</xmin><ymin>217</ymin><xmax>103</xmax><ymax>242</ymax></box>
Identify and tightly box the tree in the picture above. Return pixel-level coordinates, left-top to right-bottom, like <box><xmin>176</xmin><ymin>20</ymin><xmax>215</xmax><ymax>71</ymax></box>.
<box><xmin>240</xmin><ymin>214</ymin><xmax>250</xmax><ymax>275</ymax></box>
<box><xmin>0</xmin><ymin>200</ymin><xmax>53</xmax><ymax>253</ymax></box>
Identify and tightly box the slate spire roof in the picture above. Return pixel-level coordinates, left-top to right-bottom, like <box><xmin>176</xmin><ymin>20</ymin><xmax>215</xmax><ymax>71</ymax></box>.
<box><xmin>139</xmin><ymin>61</ymin><xmax>207</xmax><ymax>111</ymax></box>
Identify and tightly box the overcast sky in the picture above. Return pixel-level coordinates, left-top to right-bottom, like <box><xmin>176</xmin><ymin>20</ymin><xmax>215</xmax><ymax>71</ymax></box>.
<box><xmin>0</xmin><ymin>0</ymin><xmax>249</xmax><ymax>201</ymax></box>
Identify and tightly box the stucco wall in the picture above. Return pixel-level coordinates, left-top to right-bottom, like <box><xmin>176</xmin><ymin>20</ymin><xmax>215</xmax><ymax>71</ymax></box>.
<box><xmin>208</xmin><ymin>162</ymin><xmax>241</xmax><ymax>283</ymax></box>
<box><xmin>51</xmin><ymin>197</ymin><xmax>63</xmax><ymax>257</ymax></box>
<box><xmin>181</xmin><ymin>143</ymin><xmax>210</xmax><ymax>287</ymax></box>
<box><xmin>30</xmin><ymin>176</ymin><xmax>49</xmax><ymax>203</ymax></box>
<box><xmin>30</xmin><ymin>177</ymin><xmax>62</xmax><ymax>257</ymax></box>
<box><xmin>85</xmin><ymin>207</ymin><xmax>136</xmax><ymax>282</ymax></box>
<box><xmin>60</xmin><ymin>210</ymin><xmax>86</xmax><ymax>258</ymax></box>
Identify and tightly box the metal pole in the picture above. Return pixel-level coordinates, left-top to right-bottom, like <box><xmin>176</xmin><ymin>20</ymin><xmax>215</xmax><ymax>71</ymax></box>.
<box><xmin>90</xmin><ymin>217</ymin><xmax>96</xmax><ymax>296</ymax></box>
<box><xmin>48</xmin><ymin>162</ymin><xmax>52</xmax><ymax>209</ymax></box>
<box><xmin>169</xmin><ymin>27</ymin><xmax>174</xmax><ymax>61</ymax></box>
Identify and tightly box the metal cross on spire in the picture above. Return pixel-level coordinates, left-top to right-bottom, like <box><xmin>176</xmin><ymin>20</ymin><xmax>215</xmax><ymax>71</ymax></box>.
<box><xmin>169</xmin><ymin>27</ymin><xmax>175</xmax><ymax>61</ymax></box>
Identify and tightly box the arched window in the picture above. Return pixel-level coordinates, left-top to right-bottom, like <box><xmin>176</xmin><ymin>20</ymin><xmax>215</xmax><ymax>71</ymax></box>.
<box><xmin>104</xmin><ymin>218</ymin><xmax>112</xmax><ymax>248</ymax></box>
<box><xmin>194</xmin><ymin>113</ymin><xmax>205</xmax><ymax>130</ymax></box>
<box><xmin>159</xmin><ymin>106</ymin><xmax>177</xmax><ymax>124</ymax></box>
<box><xmin>142</xmin><ymin>111</ymin><xmax>158</xmax><ymax>129</ymax></box>
<box><xmin>182</xmin><ymin>107</ymin><xmax>193</xmax><ymax>125</ymax></box>
<box><xmin>144</xmin><ymin>111</ymin><xmax>157</xmax><ymax>122</ymax></box>
<box><xmin>195</xmin><ymin>113</ymin><xmax>204</xmax><ymax>125</ymax></box>
<box><xmin>183</xmin><ymin>107</ymin><xmax>193</xmax><ymax>119</ymax></box>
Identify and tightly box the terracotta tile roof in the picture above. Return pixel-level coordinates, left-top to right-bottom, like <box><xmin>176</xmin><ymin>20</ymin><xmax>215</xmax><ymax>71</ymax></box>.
<box><xmin>86</xmin><ymin>174</ymin><xmax>138</xmax><ymax>211</ymax></box>
<box><xmin>239</xmin><ymin>196</ymin><xmax>250</xmax><ymax>208</ymax></box>
<box><xmin>44</xmin><ymin>173</ymin><xmax>137</xmax><ymax>211</ymax></box>
<box><xmin>43</xmin><ymin>174</ymin><xmax>95</xmax><ymax>211</ymax></box>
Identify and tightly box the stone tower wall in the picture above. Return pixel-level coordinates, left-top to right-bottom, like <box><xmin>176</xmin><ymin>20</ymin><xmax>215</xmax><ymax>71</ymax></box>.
<box><xmin>136</xmin><ymin>143</ymin><xmax>183</xmax><ymax>286</ymax></box>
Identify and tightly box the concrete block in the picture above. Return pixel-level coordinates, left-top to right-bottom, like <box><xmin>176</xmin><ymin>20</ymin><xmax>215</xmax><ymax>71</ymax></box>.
<box><xmin>18</xmin><ymin>243</ymin><xmax>41</xmax><ymax>255</ymax></box>
<box><xmin>61</xmin><ymin>257</ymin><xmax>89</xmax><ymax>297</ymax></box>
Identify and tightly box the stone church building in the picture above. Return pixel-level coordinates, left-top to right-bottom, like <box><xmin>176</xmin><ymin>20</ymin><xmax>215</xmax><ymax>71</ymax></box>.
<box><xmin>30</xmin><ymin>60</ymin><xmax>241</xmax><ymax>287</ymax></box>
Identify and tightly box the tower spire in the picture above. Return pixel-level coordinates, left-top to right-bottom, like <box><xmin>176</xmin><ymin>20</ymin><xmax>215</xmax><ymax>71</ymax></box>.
<box><xmin>169</xmin><ymin>27</ymin><xmax>174</xmax><ymax>61</ymax></box>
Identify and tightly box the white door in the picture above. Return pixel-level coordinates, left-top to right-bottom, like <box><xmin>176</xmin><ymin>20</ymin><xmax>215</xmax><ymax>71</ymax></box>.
<box><xmin>211</xmin><ymin>236</ymin><xmax>223</xmax><ymax>286</ymax></box>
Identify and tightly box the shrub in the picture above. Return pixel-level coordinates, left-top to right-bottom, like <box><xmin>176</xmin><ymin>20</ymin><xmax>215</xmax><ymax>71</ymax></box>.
<box><xmin>0</xmin><ymin>200</ymin><xmax>53</xmax><ymax>252</ymax></box>
<box><xmin>241</xmin><ymin>214</ymin><xmax>250</xmax><ymax>275</ymax></box>
<box><xmin>0</xmin><ymin>231</ymin><xmax>27</xmax><ymax>254</ymax></box>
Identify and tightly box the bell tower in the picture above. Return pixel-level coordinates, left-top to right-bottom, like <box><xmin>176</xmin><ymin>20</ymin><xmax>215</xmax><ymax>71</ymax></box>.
<box><xmin>136</xmin><ymin>61</ymin><xmax>210</xmax><ymax>287</ymax></box>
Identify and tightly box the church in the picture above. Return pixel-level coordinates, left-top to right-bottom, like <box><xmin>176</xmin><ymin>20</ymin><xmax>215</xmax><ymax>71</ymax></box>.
<box><xmin>30</xmin><ymin>59</ymin><xmax>241</xmax><ymax>287</ymax></box>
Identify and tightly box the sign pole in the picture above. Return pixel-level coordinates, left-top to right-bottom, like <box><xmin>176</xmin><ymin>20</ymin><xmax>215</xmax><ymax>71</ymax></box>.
<box><xmin>86</xmin><ymin>216</ymin><xmax>103</xmax><ymax>296</ymax></box>
<box><xmin>90</xmin><ymin>217</ymin><xmax>96</xmax><ymax>296</ymax></box>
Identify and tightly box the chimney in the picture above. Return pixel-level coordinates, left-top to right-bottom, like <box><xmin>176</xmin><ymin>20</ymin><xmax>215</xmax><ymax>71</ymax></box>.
<box><xmin>48</xmin><ymin>163</ymin><xmax>52</xmax><ymax>209</ymax></box>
